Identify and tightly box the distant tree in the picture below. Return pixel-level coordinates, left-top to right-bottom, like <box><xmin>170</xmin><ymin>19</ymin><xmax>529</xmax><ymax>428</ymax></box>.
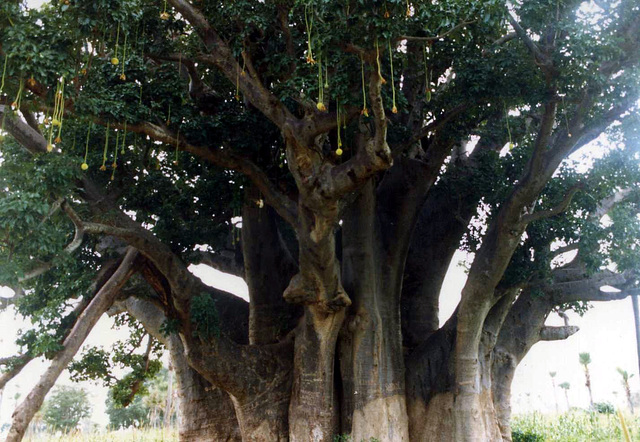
<box><xmin>616</xmin><ymin>368</ymin><xmax>635</xmax><ymax>414</ymax></box>
<box><xmin>559</xmin><ymin>382</ymin><xmax>571</xmax><ymax>411</ymax></box>
<box><xmin>579</xmin><ymin>353</ymin><xmax>594</xmax><ymax>407</ymax></box>
<box><xmin>549</xmin><ymin>372</ymin><xmax>558</xmax><ymax>414</ymax></box>
<box><xmin>42</xmin><ymin>386</ymin><xmax>91</xmax><ymax>432</ymax></box>
<box><xmin>105</xmin><ymin>394</ymin><xmax>149</xmax><ymax>430</ymax></box>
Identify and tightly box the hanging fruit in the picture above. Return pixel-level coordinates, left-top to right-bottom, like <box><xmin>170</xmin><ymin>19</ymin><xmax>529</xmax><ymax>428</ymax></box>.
<box><xmin>423</xmin><ymin>45</ymin><xmax>431</xmax><ymax>102</ymax></box>
<box><xmin>316</xmin><ymin>56</ymin><xmax>326</xmax><ymax>112</ymax></box>
<box><xmin>100</xmin><ymin>122</ymin><xmax>110</xmax><ymax>171</ymax></box>
<box><xmin>388</xmin><ymin>41</ymin><xmax>397</xmax><ymax>113</ymax></box>
<box><xmin>304</xmin><ymin>4</ymin><xmax>316</xmax><ymax>64</ymax></box>
<box><xmin>376</xmin><ymin>39</ymin><xmax>386</xmax><ymax>84</ymax></box>
<box><xmin>335</xmin><ymin>101</ymin><xmax>343</xmax><ymax>156</ymax></box>
<box><xmin>160</xmin><ymin>0</ymin><xmax>170</xmax><ymax>20</ymax></box>
<box><xmin>111</xmin><ymin>24</ymin><xmax>121</xmax><ymax>65</ymax></box>
<box><xmin>360</xmin><ymin>57</ymin><xmax>369</xmax><ymax>116</ymax></box>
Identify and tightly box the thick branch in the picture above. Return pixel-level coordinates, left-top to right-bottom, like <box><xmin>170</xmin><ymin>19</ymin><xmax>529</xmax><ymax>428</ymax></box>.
<box><xmin>167</xmin><ymin>0</ymin><xmax>294</xmax><ymax>129</ymax></box>
<box><xmin>392</xmin><ymin>103</ymin><xmax>470</xmax><ymax>157</ymax></box>
<box><xmin>506</xmin><ymin>12</ymin><xmax>553</xmax><ymax>72</ymax></box>
<box><xmin>192</xmin><ymin>250</ymin><xmax>245</xmax><ymax>279</ymax></box>
<box><xmin>519</xmin><ymin>184</ymin><xmax>582</xmax><ymax>225</ymax></box>
<box><xmin>399</xmin><ymin>20</ymin><xmax>476</xmax><ymax>42</ymax></box>
<box><xmin>108</xmin><ymin>120</ymin><xmax>298</xmax><ymax>227</ymax></box>
<box><xmin>0</xmin><ymin>354</ymin><xmax>31</xmax><ymax>391</ymax></box>
<box><xmin>0</xmin><ymin>105</ymin><xmax>47</xmax><ymax>154</ymax></box>
<box><xmin>539</xmin><ymin>325</ymin><xmax>580</xmax><ymax>341</ymax></box>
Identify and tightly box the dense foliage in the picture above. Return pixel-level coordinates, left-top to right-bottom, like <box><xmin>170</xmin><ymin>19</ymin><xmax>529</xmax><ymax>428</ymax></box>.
<box><xmin>41</xmin><ymin>386</ymin><xmax>91</xmax><ymax>432</ymax></box>
<box><xmin>0</xmin><ymin>0</ymin><xmax>639</xmax><ymax>440</ymax></box>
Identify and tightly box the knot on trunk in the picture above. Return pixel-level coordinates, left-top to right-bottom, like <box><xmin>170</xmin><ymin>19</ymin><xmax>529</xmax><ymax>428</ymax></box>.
<box><xmin>283</xmin><ymin>273</ymin><xmax>351</xmax><ymax>311</ymax></box>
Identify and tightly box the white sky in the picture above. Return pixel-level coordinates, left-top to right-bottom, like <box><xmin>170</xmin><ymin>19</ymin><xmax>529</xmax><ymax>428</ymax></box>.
<box><xmin>4</xmin><ymin>0</ymin><xmax>638</xmax><ymax>430</ymax></box>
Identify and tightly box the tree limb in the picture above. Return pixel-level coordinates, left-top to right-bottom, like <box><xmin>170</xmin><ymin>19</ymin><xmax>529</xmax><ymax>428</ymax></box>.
<box><xmin>519</xmin><ymin>184</ymin><xmax>582</xmax><ymax>226</ymax></box>
<box><xmin>399</xmin><ymin>20</ymin><xmax>476</xmax><ymax>42</ymax></box>
<box><xmin>167</xmin><ymin>0</ymin><xmax>295</xmax><ymax>130</ymax></box>
<box><xmin>192</xmin><ymin>250</ymin><xmax>245</xmax><ymax>279</ymax></box>
<box><xmin>107</xmin><ymin>120</ymin><xmax>298</xmax><ymax>227</ymax></box>
<box><xmin>539</xmin><ymin>325</ymin><xmax>580</xmax><ymax>341</ymax></box>
<box><xmin>506</xmin><ymin>12</ymin><xmax>554</xmax><ymax>72</ymax></box>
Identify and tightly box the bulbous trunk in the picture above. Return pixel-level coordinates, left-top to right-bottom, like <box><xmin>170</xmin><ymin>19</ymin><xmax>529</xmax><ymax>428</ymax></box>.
<box><xmin>339</xmin><ymin>181</ymin><xmax>409</xmax><ymax>441</ymax></box>
<box><xmin>170</xmin><ymin>336</ymin><xmax>242</xmax><ymax>441</ymax></box>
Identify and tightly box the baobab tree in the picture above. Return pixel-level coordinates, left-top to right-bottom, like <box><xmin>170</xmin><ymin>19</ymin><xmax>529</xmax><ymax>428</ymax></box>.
<box><xmin>0</xmin><ymin>0</ymin><xmax>639</xmax><ymax>441</ymax></box>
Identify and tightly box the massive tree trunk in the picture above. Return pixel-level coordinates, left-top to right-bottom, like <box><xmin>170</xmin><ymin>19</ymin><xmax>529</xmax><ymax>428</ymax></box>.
<box><xmin>116</xmin><ymin>296</ymin><xmax>243</xmax><ymax>441</ymax></box>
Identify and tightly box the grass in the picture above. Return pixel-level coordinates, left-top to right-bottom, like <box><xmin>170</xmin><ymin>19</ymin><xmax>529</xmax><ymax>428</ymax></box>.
<box><xmin>512</xmin><ymin>409</ymin><xmax>640</xmax><ymax>441</ymax></box>
<box><xmin>23</xmin><ymin>427</ymin><xmax>178</xmax><ymax>442</ymax></box>
<box><xmin>18</xmin><ymin>411</ymin><xmax>639</xmax><ymax>441</ymax></box>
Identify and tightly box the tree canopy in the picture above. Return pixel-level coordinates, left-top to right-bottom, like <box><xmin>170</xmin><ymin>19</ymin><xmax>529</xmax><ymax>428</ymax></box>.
<box><xmin>0</xmin><ymin>0</ymin><xmax>639</xmax><ymax>441</ymax></box>
<box><xmin>41</xmin><ymin>385</ymin><xmax>91</xmax><ymax>432</ymax></box>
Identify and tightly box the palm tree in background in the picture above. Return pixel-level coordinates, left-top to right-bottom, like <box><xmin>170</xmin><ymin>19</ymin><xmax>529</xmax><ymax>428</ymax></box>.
<box><xmin>549</xmin><ymin>371</ymin><xmax>559</xmax><ymax>413</ymax></box>
<box><xmin>617</xmin><ymin>368</ymin><xmax>635</xmax><ymax>414</ymax></box>
<box><xmin>559</xmin><ymin>382</ymin><xmax>571</xmax><ymax>411</ymax></box>
<box><xmin>579</xmin><ymin>352</ymin><xmax>594</xmax><ymax>407</ymax></box>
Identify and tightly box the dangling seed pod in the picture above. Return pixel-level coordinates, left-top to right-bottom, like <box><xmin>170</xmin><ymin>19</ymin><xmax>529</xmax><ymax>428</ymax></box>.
<box><xmin>121</xmin><ymin>121</ymin><xmax>127</xmax><ymax>155</ymax></box>
<box><xmin>111</xmin><ymin>24</ymin><xmax>120</xmax><ymax>65</ymax></box>
<box><xmin>304</xmin><ymin>4</ymin><xmax>316</xmax><ymax>64</ymax></box>
<box><xmin>81</xmin><ymin>123</ymin><xmax>91</xmax><ymax>170</ymax></box>
<box><xmin>100</xmin><ymin>122</ymin><xmax>110</xmax><ymax>171</ymax></box>
<box><xmin>160</xmin><ymin>0</ymin><xmax>170</xmax><ymax>20</ymax></box>
<box><xmin>53</xmin><ymin>77</ymin><xmax>65</xmax><ymax>143</ymax></box>
<box><xmin>12</xmin><ymin>79</ymin><xmax>24</xmax><ymax>111</ymax></box>
<box><xmin>110</xmin><ymin>129</ymin><xmax>119</xmax><ymax>181</ymax></box>
<box><xmin>119</xmin><ymin>31</ymin><xmax>127</xmax><ymax>81</ymax></box>
<box><xmin>360</xmin><ymin>57</ymin><xmax>369</xmax><ymax>116</ymax></box>
<box><xmin>562</xmin><ymin>95</ymin><xmax>572</xmax><ymax>138</ymax></box>
<box><xmin>376</xmin><ymin>38</ymin><xmax>386</xmax><ymax>84</ymax></box>
<box><xmin>316</xmin><ymin>56</ymin><xmax>326</xmax><ymax>111</ymax></box>
<box><xmin>423</xmin><ymin>45</ymin><xmax>431</xmax><ymax>102</ymax></box>
<box><xmin>0</xmin><ymin>54</ymin><xmax>8</xmax><ymax>95</ymax></box>
<box><xmin>388</xmin><ymin>41</ymin><xmax>398</xmax><ymax>113</ymax></box>
<box><xmin>173</xmin><ymin>125</ymin><xmax>181</xmax><ymax>165</ymax></box>
<box><xmin>504</xmin><ymin>103</ymin><xmax>514</xmax><ymax>150</ymax></box>
<box><xmin>335</xmin><ymin>100</ymin><xmax>343</xmax><ymax>156</ymax></box>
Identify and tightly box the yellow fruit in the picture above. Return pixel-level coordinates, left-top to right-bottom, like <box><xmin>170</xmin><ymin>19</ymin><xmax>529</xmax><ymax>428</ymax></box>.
<box><xmin>46</xmin><ymin>144</ymin><xmax>53</xmax><ymax>152</ymax></box>
<box><xmin>100</xmin><ymin>164</ymin><xmax>107</xmax><ymax>171</ymax></box>
<box><xmin>81</xmin><ymin>68</ymin><xmax>87</xmax><ymax>76</ymax></box>
<box><xmin>81</xmin><ymin>163</ymin><xmax>89</xmax><ymax>170</ymax></box>
<box><xmin>160</xmin><ymin>12</ymin><xmax>170</xmax><ymax>20</ymax></box>
<box><xmin>335</xmin><ymin>147</ymin><xmax>343</xmax><ymax>156</ymax></box>
<box><xmin>119</xmin><ymin>73</ymin><xmax>126</xmax><ymax>81</ymax></box>
<box><xmin>111</xmin><ymin>57</ymin><xmax>119</xmax><ymax>65</ymax></box>
<box><xmin>392</xmin><ymin>105</ymin><xmax>398</xmax><ymax>114</ymax></box>
<box><xmin>55</xmin><ymin>136</ymin><xmax>62</xmax><ymax>143</ymax></box>
<box><xmin>316</xmin><ymin>102</ymin><xmax>327</xmax><ymax>112</ymax></box>
<box><xmin>52</xmin><ymin>119</ymin><xmax>61</xmax><ymax>127</ymax></box>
